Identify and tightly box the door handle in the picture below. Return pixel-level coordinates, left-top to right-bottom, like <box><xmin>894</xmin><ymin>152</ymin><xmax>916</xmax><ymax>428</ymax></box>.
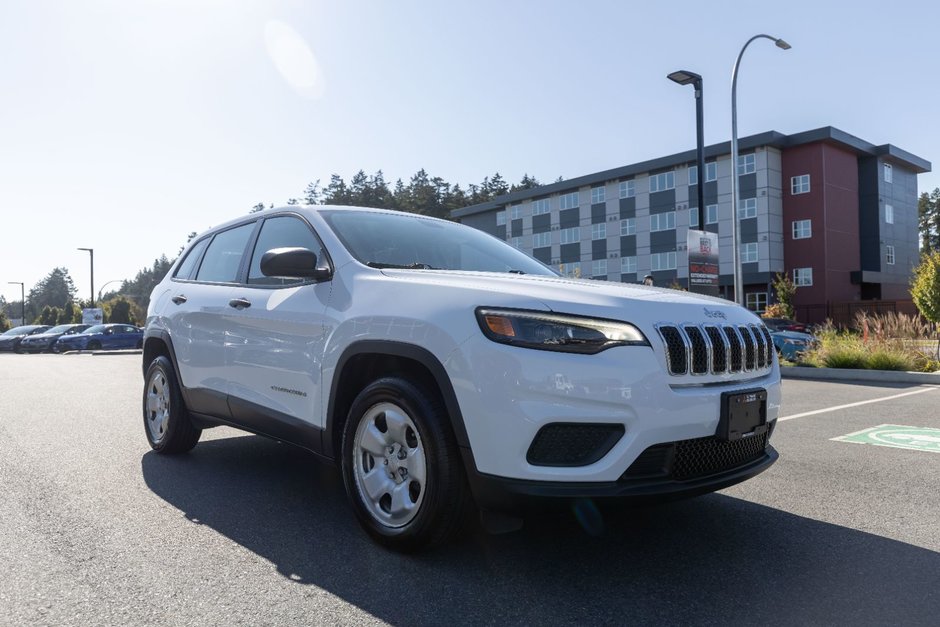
<box><xmin>171</xmin><ymin>295</ymin><xmax>187</xmax><ymax>305</ymax></box>
<box><xmin>228</xmin><ymin>298</ymin><xmax>251</xmax><ymax>310</ymax></box>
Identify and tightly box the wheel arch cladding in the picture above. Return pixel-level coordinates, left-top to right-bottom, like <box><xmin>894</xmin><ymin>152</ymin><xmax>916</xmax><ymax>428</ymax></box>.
<box><xmin>325</xmin><ymin>341</ymin><xmax>471</xmax><ymax>460</ymax></box>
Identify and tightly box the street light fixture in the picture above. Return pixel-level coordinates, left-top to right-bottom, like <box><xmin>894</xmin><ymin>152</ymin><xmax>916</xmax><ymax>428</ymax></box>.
<box><xmin>8</xmin><ymin>281</ymin><xmax>25</xmax><ymax>325</ymax></box>
<box><xmin>730</xmin><ymin>35</ymin><xmax>791</xmax><ymax>305</ymax></box>
<box><xmin>97</xmin><ymin>279</ymin><xmax>123</xmax><ymax>304</ymax></box>
<box><xmin>667</xmin><ymin>69</ymin><xmax>706</xmax><ymax>231</ymax></box>
<box><xmin>77</xmin><ymin>247</ymin><xmax>95</xmax><ymax>307</ymax></box>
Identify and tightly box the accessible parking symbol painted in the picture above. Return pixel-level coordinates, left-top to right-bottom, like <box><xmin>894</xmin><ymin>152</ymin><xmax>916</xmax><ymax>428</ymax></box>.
<box><xmin>832</xmin><ymin>424</ymin><xmax>940</xmax><ymax>454</ymax></box>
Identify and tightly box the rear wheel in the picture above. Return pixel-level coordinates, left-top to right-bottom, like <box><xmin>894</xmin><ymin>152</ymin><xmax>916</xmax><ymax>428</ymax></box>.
<box><xmin>143</xmin><ymin>356</ymin><xmax>201</xmax><ymax>453</ymax></box>
<box><xmin>341</xmin><ymin>377</ymin><xmax>470</xmax><ymax>552</ymax></box>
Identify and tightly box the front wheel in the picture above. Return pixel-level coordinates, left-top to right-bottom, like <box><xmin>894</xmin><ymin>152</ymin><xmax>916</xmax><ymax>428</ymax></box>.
<box><xmin>341</xmin><ymin>377</ymin><xmax>471</xmax><ymax>552</ymax></box>
<box><xmin>143</xmin><ymin>356</ymin><xmax>201</xmax><ymax>453</ymax></box>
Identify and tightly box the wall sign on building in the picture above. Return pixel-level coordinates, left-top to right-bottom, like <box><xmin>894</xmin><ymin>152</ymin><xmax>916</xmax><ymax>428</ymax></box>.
<box><xmin>687</xmin><ymin>229</ymin><xmax>719</xmax><ymax>296</ymax></box>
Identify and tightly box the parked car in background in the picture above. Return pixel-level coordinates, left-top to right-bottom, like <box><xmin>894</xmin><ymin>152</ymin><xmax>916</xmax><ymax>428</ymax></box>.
<box><xmin>18</xmin><ymin>324</ymin><xmax>91</xmax><ymax>353</ymax></box>
<box><xmin>0</xmin><ymin>325</ymin><xmax>52</xmax><ymax>353</ymax></box>
<box><xmin>770</xmin><ymin>330</ymin><xmax>815</xmax><ymax>360</ymax></box>
<box><xmin>762</xmin><ymin>317</ymin><xmax>810</xmax><ymax>334</ymax></box>
<box><xmin>56</xmin><ymin>324</ymin><xmax>143</xmax><ymax>352</ymax></box>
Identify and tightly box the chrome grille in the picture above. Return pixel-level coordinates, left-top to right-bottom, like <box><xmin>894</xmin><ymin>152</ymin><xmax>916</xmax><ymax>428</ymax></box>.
<box><xmin>657</xmin><ymin>323</ymin><xmax>774</xmax><ymax>376</ymax></box>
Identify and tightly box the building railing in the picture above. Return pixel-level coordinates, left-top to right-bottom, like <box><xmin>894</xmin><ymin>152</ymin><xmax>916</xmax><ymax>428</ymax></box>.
<box><xmin>794</xmin><ymin>300</ymin><xmax>920</xmax><ymax>327</ymax></box>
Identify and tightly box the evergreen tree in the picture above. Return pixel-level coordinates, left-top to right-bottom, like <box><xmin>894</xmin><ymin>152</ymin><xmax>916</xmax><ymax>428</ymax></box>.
<box><xmin>304</xmin><ymin>180</ymin><xmax>322</xmax><ymax>205</ymax></box>
<box><xmin>27</xmin><ymin>268</ymin><xmax>78</xmax><ymax>321</ymax></box>
<box><xmin>918</xmin><ymin>189</ymin><xmax>940</xmax><ymax>253</ymax></box>
<box><xmin>249</xmin><ymin>202</ymin><xmax>266</xmax><ymax>214</ymax></box>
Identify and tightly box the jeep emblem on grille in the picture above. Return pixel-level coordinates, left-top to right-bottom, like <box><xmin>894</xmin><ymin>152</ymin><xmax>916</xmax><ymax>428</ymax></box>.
<box><xmin>703</xmin><ymin>307</ymin><xmax>726</xmax><ymax>320</ymax></box>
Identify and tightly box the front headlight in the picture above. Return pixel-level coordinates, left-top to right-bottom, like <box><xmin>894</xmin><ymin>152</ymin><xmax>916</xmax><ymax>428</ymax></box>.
<box><xmin>475</xmin><ymin>308</ymin><xmax>649</xmax><ymax>354</ymax></box>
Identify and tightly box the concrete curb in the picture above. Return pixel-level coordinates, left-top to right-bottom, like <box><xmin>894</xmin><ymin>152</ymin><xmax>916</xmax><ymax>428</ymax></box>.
<box><xmin>781</xmin><ymin>365</ymin><xmax>940</xmax><ymax>385</ymax></box>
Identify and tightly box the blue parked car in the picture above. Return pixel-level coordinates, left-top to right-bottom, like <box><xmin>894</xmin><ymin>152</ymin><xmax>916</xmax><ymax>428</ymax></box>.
<box><xmin>0</xmin><ymin>325</ymin><xmax>52</xmax><ymax>353</ymax></box>
<box><xmin>770</xmin><ymin>330</ymin><xmax>816</xmax><ymax>360</ymax></box>
<box><xmin>18</xmin><ymin>323</ymin><xmax>91</xmax><ymax>353</ymax></box>
<box><xmin>56</xmin><ymin>323</ymin><xmax>143</xmax><ymax>352</ymax></box>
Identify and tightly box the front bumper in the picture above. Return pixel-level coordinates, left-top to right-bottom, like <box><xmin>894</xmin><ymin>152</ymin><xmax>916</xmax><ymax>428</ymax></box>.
<box><xmin>464</xmin><ymin>442</ymin><xmax>778</xmax><ymax>513</ymax></box>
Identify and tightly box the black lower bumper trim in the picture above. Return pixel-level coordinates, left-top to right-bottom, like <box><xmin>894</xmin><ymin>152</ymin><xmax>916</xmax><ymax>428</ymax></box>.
<box><xmin>464</xmin><ymin>445</ymin><xmax>778</xmax><ymax>513</ymax></box>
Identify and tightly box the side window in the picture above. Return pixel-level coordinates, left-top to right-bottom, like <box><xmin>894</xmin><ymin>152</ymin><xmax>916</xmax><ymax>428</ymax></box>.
<box><xmin>195</xmin><ymin>223</ymin><xmax>255</xmax><ymax>283</ymax></box>
<box><xmin>174</xmin><ymin>237</ymin><xmax>210</xmax><ymax>280</ymax></box>
<box><xmin>248</xmin><ymin>216</ymin><xmax>327</xmax><ymax>285</ymax></box>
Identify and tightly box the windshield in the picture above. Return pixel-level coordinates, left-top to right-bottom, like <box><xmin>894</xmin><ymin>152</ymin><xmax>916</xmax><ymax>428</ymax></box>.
<box><xmin>321</xmin><ymin>210</ymin><xmax>557</xmax><ymax>276</ymax></box>
<box><xmin>47</xmin><ymin>325</ymin><xmax>73</xmax><ymax>334</ymax></box>
<box><xmin>2</xmin><ymin>326</ymin><xmax>36</xmax><ymax>336</ymax></box>
<box><xmin>83</xmin><ymin>325</ymin><xmax>107</xmax><ymax>334</ymax></box>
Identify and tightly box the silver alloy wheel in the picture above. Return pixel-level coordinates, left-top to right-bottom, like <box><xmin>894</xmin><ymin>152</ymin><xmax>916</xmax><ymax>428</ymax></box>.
<box><xmin>352</xmin><ymin>402</ymin><xmax>427</xmax><ymax>528</ymax></box>
<box><xmin>145</xmin><ymin>370</ymin><xmax>171</xmax><ymax>443</ymax></box>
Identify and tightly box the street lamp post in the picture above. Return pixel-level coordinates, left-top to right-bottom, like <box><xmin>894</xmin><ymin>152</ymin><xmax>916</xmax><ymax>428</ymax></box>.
<box><xmin>77</xmin><ymin>247</ymin><xmax>95</xmax><ymax>307</ymax></box>
<box><xmin>667</xmin><ymin>70</ymin><xmax>706</xmax><ymax>230</ymax></box>
<box><xmin>97</xmin><ymin>280</ymin><xmax>123</xmax><ymax>304</ymax></box>
<box><xmin>730</xmin><ymin>34</ymin><xmax>791</xmax><ymax>305</ymax></box>
<box><xmin>8</xmin><ymin>281</ymin><xmax>25</xmax><ymax>325</ymax></box>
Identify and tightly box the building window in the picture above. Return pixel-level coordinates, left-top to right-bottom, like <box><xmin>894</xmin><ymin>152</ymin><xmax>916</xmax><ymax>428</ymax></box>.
<box><xmin>650</xmin><ymin>251</ymin><xmax>677</xmax><ymax>271</ymax></box>
<box><xmin>560</xmin><ymin>191</ymin><xmax>580</xmax><ymax>210</ymax></box>
<box><xmin>706</xmin><ymin>162</ymin><xmax>717</xmax><ymax>182</ymax></box>
<box><xmin>532</xmin><ymin>198</ymin><xmax>550</xmax><ymax>215</ymax></box>
<box><xmin>885</xmin><ymin>204</ymin><xmax>894</xmax><ymax>224</ymax></box>
<box><xmin>510</xmin><ymin>204</ymin><xmax>523</xmax><ymax>220</ymax></box>
<box><xmin>706</xmin><ymin>204</ymin><xmax>718</xmax><ymax>224</ymax></box>
<box><xmin>592</xmin><ymin>260</ymin><xmax>607</xmax><ymax>278</ymax></box>
<box><xmin>511</xmin><ymin>237</ymin><xmax>523</xmax><ymax>249</ymax></box>
<box><xmin>621</xmin><ymin>256</ymin><xmax>637</xmax><ymax>273</ymax></box>
<box><xmin>591</xmin><ymin>186</ymin><xmax>606</xmax><ymax>204</ymax></box>
<box><xmin>619</xmin><ymin>180</ymin><xmax>635</xmax><ymax>198</ymax></box>
<box><xmin>886</xmin><ymin>245</ymin><xmax>895</xmax><ymax>265</ymax></box>
<box><xmin>649</xmin><ymin>171</ymin><xmax>675</xmax><ymax>193</ymax></box>
<box><xmin>689</xmin><ymin>165</ymin><xmax>698</xmax><ymax>186</ymax></box>
<box><xmin>792</xmin><ymin>219</ymin><xmax>812</xmax><ymax>239</ymax></box>
<box><xmin>738</xmin><ymin>197</ymin><xmax>757</xmax><ymax>219</ymax></box>
<box><xmin>533</xmin><ymin>232</ymin><xmax>551</xmax><ymax>248</ymax></box>
<box><xmin>746</xmin><ymin>292</ymin><xmax>768</xmax><ymax>313</ymax></box>
<box><xmin>620</xmin><ymin>218</ymin><xmax>636</xmax><ymax>236</ymax></box>
<box><xmin>793</xmin><ymin>267</ymin><xmax>813</xmax><ymax>287</ymax></box>
<box><xmin>650</xmin><ymin>211</ymin><xmax>676</xmax><ymax>232</ymax></box>
<box><xmin>791</xmin><ymin>174</ymin><xmax>810</xmax><ymax>195</ymax></box>
<box><xmin>884</xmin><ymin>163</ymin><xmax>893</xmax><ymax>183</ymax></box>
<box><xmin>591</xmin><ymin>223</ymin><xmax>606</xmax><ymax>240</ymax></box>
<box><xmin>690</xmin><ymin>207</ymin><xmax>699</xmax><ymax>228</ymax></box>
<box><xmin>559</xmin><ymin>262</ymin><xmax>580</xmax><ymax>278</ymax></box>
<box><xmin>560</xmin><ymin>226</ymin><xmax>580</xmax><ymax>244</ymax></box>
<box><xmin>741</xmin><ymin>242</ymin><xmax>758</xmax><ymax>263</ymax></box>
<box><xmin>496</xmin><ymin>211</ymin><xmax>507</xmax><ymax>226</ymax></box>
<box><xmin>737</xmin><ymin>153</ymin><xmax>756</xmax><ymax>175</ymax></box>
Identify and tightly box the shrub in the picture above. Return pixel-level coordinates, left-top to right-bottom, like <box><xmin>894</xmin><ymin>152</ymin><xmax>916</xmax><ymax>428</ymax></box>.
<box><xmin>762</xmin><ymin>303</ymin><xmax>791</xmax><ymax>319</ymax></box>
<box><xmin>866</xmin><ymin>350</ymin><xmax>916</xmax><ymax>371</ymax></box>
<box><xmin>822</xmin><ymin>345</ymin><xmax>868</xmax><ymax>369</ymax></box>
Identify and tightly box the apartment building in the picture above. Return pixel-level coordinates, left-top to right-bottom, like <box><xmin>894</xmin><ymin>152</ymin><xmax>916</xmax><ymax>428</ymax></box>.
<box><xmin>452</xmin><ymin>127</ymin><xmax>930</xmax><ymax>316</ymax></box>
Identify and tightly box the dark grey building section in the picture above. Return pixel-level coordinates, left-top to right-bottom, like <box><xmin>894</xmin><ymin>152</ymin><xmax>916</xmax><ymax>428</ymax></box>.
<box><xmin>560</xmin><ymin>243</ymin><xmax>580</xmax><ymax>263</ymax></box>
<box><xmin>460</xmin><ymin>211</ymin><xmax>502</xmax><ymax>238</ymax></box>
<box><xmin>533</xmin><ymin>246</ymin><xmax>551</xmax><ymax>264</ymax></box>
<box><xmin>650</xmin><ymin>230</ymin><xmax>676</xmax><ymax>251</ymax></box>
<box><xmin>560</xmin><ymin>209</ymin><xmax>579</xmax><ymax>229</ymax></box>
<box><xmin>858</xmin><ymin>156</ymin><xmax>881</xmax><ymax>272</ymax></box>
<box><xmin>651</xmin><ymin>270</ymin><xmax>677</xmax><ymax>284</ymax></box>
<box><xmin>620</xmin><ymin>273</ymin><xmax>638</xmax><ymax>283</ymax></box>
<box><xmin>649</xmin><ymin>189</ymin><xmax>675</xmax><ymax>214</ymax></box>
<box><xmin>592</xmin><ymin>239</ymin><xmax>607</xmax><ymax>260</ymax></box>
<box><xmin>532</xmin><ymin>213</ymin><xmax>551</xmax><ymax>234</ymax></box>
<box><xmin>620</xmin><ymin>235</ymin><xmax>636</xmax><ymax>256</ymax></box>
<box><xmin>740</xmin><ymin>218</ymin><xmax>758</xmax><ymax>243</ymax></box>
<box><xmin>591</xmin><ymin>204</ymin><xmax>606</xmax><ymax>224</ymax></box>
<box><xmin>619</xmin><ymin>197</ymin><xmax>636</xmax><ymax>219</ymax></box>
<box><xmin>739</xmin><ymin>172</ymin><xmax>757</xmax><ymax>199</ymax></box>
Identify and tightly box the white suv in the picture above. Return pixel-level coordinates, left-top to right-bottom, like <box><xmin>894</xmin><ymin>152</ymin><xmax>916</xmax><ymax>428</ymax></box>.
<box><xmin>143</xmin><ymin>206</ymin><xmax>781</xmax><ymax>551</ymax></box>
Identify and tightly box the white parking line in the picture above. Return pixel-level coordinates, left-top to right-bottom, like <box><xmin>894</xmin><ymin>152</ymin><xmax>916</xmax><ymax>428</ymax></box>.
<box><xmin>778</xmin><ymin>386</ymin><xmax>938</xmax><ymax>422</ymax></box>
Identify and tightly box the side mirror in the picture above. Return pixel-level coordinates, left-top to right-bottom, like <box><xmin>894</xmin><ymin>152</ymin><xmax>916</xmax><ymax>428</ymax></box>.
<box><xmin>260</xmin><ymin>247</ymin><xmax>330</xmax><ymax>280</ymax></box>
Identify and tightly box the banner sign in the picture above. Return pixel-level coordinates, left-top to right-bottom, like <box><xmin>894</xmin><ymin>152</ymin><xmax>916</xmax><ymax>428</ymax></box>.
<box><xmin>687</xmin><ymin>229</ymin><xmax>719</xmax><ymax>296</ymax></box>
<box><xmin>82</xmin><ymin>308</ymin><xmax>104</xmax><ymax>325</ymax></box>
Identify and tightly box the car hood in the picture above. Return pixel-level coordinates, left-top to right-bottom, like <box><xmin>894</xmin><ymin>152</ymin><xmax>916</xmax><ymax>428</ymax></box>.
<box><xmin>771</xmin><ymin>330</ymin><xmax>814</xmax><ymax>340</ymax></box>
<box><xmin>377</xmin><ymin>269</ymin><xmax>761</xmax><ymax>328</ymax></box>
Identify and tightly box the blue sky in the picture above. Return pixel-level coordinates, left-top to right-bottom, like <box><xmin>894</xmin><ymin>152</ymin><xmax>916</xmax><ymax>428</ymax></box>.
<box><xmin>2</xmin><ymin>0</ymin><xmax>938</xmax><ymax>304</ymax></box>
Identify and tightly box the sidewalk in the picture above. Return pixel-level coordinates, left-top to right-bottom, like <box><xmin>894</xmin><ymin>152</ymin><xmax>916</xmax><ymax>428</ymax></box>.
<box><xmin>781</xmin><ymin>365</ymin><xmax>940</xmax><ymax>385</ymax></box>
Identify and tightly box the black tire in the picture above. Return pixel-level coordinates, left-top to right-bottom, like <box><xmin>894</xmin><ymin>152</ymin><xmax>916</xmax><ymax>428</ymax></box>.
<box><xmin>88</xmin><ymin>340</ymin><xmax>101</xmax><ymax>351</ymax></box>
<box><xmin>142</xmin><ymin>355</ymin><xmax>201</xmax><ymax>454</ymax></box>
<box><xmin>341</xmin><ymin>377</ymin><xmax>471</xmax><ymax>552</ymax></box>
<box><xmin>135</xmin><ymin>339</ymin><xmax>143</xmax><ymax>349</ymax></box>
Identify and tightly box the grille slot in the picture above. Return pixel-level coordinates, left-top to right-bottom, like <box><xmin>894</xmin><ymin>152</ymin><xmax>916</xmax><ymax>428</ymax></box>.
<box><xmin>683</xmin><ymin>326</ymin><xmax>710</xmax><ymax>375</ymax></box>
<box><xmin>741</xmin><ymin>326</ymin><xmax>757</xmax><ymax>371</ymax></box>
<box><xmin>621</xmin><ymin>430</ymin><xmax>771</xmax><ymax>482</ymax></box>
<box><xmin>705</xmin><ymin>326</ymin><xmax>728</xmax><ymax>373</ymax></box>
<box><xmin>751</xmin><ymin>324</ymin><xmax>767</xmax><ymax>369</ymax></box>
<box><xmin>724</xmin><ymin>325</ymin><xmax>743</xmax><ymax>372</ymax></box>
<box><xmin>658</xmin><ymin>326</ymin><xmax>688</xmax><ymax>375</ymax></box>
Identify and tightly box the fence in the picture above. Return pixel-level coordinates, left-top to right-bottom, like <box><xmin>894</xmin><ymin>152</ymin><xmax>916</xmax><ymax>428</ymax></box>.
<box><xmin>794</xmin><ymin>300</ymin><xmax>920</xmax><ymax>327</ymax></box>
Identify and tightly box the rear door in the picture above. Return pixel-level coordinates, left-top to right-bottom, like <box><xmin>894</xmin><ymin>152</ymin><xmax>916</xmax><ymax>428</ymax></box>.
<box><xmin>165</xmin><ymin>221</ymin><xmax>257</xmax><ymax>415</ymax></box>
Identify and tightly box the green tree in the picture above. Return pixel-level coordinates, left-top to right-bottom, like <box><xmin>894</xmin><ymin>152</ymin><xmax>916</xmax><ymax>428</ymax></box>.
<box><xmin>27</xmin><ymin>268</ymin><xmax>77</xmax><ymax>321</ymax></box>
<box><xmin>771</xmin><ymin>272</ymin><xmax>797</xmax><ymax>319</ymax></box>
<box><xmin>0</xmin><ymin>309</ymin><xmax>10</xmax><ymax>332</ymax></box>
<box><xmin>37</xmin><ymin>305</ymin><xmax>63</xmax><ymax>325</ymax></box>
<box><xmin>118</xmin><ymin>256</ymin><xmax>174</xmax><ymax>312</ymax></box>
<box><xmin>918</xmin><ymin>188</ymin><xmax>940</xmax><ymax>253</ymax></box>
<box><xmin>911</xmin><ymin>251</ymin><xmax>940</xmax><ymax>359</ymax></box>
<box><xmin>105</xmin><ymin>296</ymin><xmax>137</xmax><ymax>325</ymax></box>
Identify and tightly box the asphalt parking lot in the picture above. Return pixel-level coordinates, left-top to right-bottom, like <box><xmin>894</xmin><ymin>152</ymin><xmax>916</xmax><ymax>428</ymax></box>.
<box><xmin>1</xmin><ymin>354</ymin><xmax>938</xmax><ymax>626</ymax></box>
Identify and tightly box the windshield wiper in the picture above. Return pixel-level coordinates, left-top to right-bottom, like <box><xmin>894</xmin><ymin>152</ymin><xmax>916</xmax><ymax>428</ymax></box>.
<box><xmin>508</xmin><ymin>269</ymin><xmax>526</xmax><ymax>275</ymax></box>
<box><xmin>367</xmin><ymin>262</ymin><xmax>441</xmax><ymax>270</ymax></box>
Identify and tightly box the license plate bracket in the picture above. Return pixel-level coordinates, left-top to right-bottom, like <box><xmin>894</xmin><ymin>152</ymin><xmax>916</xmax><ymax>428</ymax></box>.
<box><xmin>718</xmin><ymin>388</ymin><xmax>768</xmax><ymax>441</ymax></box>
